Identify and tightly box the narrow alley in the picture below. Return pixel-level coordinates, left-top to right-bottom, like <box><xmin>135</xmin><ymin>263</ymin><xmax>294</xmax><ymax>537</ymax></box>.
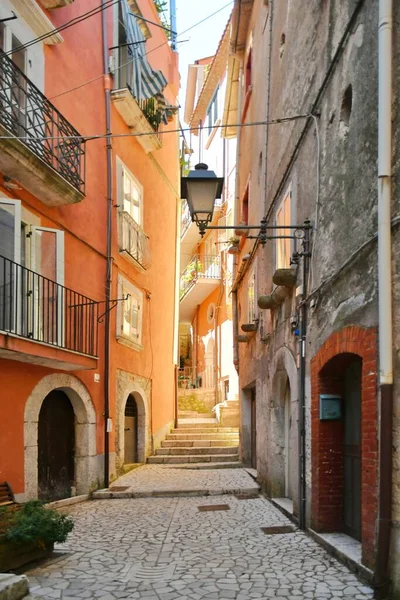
<box><xmin>26</xmin><ymin>466</ymin><xmax>374</xmax><ymax>600</ymax></box>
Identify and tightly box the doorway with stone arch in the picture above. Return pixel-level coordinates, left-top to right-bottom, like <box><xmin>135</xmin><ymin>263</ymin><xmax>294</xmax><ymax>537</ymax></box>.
<box><xmin>268</xmin><ymin>347</ymin><xmax>298</xmax><ymax>514</ymax></box>
<box><xmin>116</xmin><ymin>374</ymin><xmax>150</xmax><ymax>469</ymax></box>
<box><xmin>24</xmin><ymin>374</ymin><xmax>97</xmax><ymax>501</ymax></box>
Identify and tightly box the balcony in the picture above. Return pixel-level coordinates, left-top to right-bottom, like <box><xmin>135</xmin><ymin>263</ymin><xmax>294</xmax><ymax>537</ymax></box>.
<box><xmin>0</xmin><ymin>51</ymin><xmax>85</xmax><ymax>206</ymax></box>
<box><xmin>119</xmin><ymin>211</ymin><xmax>151</xmax><ymax>271</ymax></box>
<box><xmin>180</xmin><ymin>255</ymin><xmax>221</xmax><ymax>322</ymax></box>
<box><xmin>180</xmin><ymin>200</ymin><xmax>223</xmax><ymax>271</ymax></box>
<box><xmin>0</xmin><ymin>255</ymin><xmax>98</xmax><ymax>370</ymax></box>
<box><xmin>111</xmin><ymin>89</ymin><xmax>163</xmax><ymax>154</ymax></box>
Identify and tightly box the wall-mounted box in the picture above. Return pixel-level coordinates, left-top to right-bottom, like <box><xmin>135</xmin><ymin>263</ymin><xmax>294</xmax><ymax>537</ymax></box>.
<box><xmin>320</xmin><ymin>394</ymin><xmax>342</xmax><ymax>421</ymax></box>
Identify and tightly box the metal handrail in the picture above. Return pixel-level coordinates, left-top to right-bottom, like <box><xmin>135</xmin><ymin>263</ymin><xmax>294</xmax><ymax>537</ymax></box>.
<box><xmin>0</xmin><ymin>254</ymin><xmax>98</xmax><ymax>357</ymax></box>
<box><xmin>119</xmin><ymin>210</ymin><xmax>151</xmax><ymax>269</ymax></box>
<box><xmin>180</xmin><ymin>254</ymin><xmax>221</xmax><ymax>300</ymax></box>
<box><xmin>0</xmin><ymin>50</ymin><xmax>85</xmax><ymax>194</ymax></box>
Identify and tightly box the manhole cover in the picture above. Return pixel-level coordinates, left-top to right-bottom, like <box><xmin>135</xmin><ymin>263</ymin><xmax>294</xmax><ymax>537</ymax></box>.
<box><xmin>261</xmin><ymin>525</ymin><xmax>295</xmax><ymax>535</ymax></box>
<box><xmin>109</xmin><ymin>486</ymin><xmax>129</xmax><ymax>491</ymax></box>
<box><xmin>125</xmin><ymin>563</ymin><xmax>176</xmax><ymax>582</ymax></box>
<box><xmin>235</xmin><ymin>493</ymin><xmax>260</xmax><ymax>500</ymax></box>
<box><xmin>198</xmin><ymin>504</ymin><xmax>230</xmax><ymax>512</ymax></box>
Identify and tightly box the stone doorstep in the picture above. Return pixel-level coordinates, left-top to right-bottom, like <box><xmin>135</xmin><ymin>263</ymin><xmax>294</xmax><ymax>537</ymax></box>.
<box><xmin>308</xmin><ymin>529</ymin><xmax>374</xmax><ymax>585</ymax></box>
<box><xmin>161</xmin><ymin>461</ymin><xmax>243</xmax><ymax>469</ymax></box>
<box><xmin>147</xmin><ymin>454</ymin><xmax>240</xmax><ymax>464</ymax></box>
<box><xmin>155</xmin><ymin>446</ymin><xmax>239</xmax><ymax>455</ymax></box>
<box><xmin>0</xmin><ymin>574</ymin><xmax>29</xmax><ymax>600</ymax></box>
<box><xmin>92</xmin><ymin>486</ymin><xmax>260</xmax><ymax>499</ymax></box>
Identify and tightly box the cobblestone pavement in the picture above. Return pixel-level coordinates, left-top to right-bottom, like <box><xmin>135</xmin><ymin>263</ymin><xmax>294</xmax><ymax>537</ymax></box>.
<box><xmin>27</xmin><ymin>473</ymin><xmax>374</xmax><ymax>600</ymax></box>
<box><xmin>95</xmin><ymin>465</ymin><xmax>259</xmax><ymax>496</ymax></box>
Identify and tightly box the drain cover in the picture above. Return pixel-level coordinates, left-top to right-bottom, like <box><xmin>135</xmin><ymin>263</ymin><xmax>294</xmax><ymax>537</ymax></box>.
<box><xmin>125</xmin><ymin>563</ymin><xmax>176</xmax><ymax>582</ymax></box>
<box><xmin>235</xmin><ymin>493</ymin><xmax>260</xmax><ymax>500</ymax></box>
<box><xmin>261</xmin><ymin>525</ymin><xmax>295</xmax><ymax>535</ymax></box>
<box><xmin>198</xmin><ymin>504</ymin><xmax>230</xmax><ymax>512</ymax></box>
<box><xmin>109</xmin><ymin>486</ymin><xmax>129</xmax><ymax>491</ymax></box>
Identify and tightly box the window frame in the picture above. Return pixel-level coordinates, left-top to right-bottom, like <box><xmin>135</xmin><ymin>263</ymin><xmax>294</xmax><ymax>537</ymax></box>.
<box><xmin>116</xmin><ymin>157</ymin><xmax>144</xmax><ymax>227</ymax></box>
<box><xmin>247</xmin><ymin>264</ymin><xmax>257</xmax><ymax>324</ymax></box>
<box><xmin>117</xmin><ymin>276</ymin><xmax>144</xmax><ymax>350</ymax></box>
<box><xmin>275</xmin><ymin>187</ymin><xmax>292</xmax><ymax>271</ymax></box>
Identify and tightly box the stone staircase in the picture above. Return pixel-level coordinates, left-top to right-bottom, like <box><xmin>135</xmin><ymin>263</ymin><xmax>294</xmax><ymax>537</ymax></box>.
<box><xmin>147</xmin><ymin>421</ymin><xmax>240</xmax><ymax>467</ymax></box>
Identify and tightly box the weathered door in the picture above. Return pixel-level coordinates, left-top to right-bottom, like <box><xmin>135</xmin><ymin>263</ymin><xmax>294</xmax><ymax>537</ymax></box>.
<box><xmin>344</xmin><ymin>359</ymin><xmax>362</xmax><ymax>540</ymax></box>
<box><xmin>284</xmin><ymin>381</ymin><xmax>292</xmax><ymax>499</ymax></box>
<box><xmin>124</xmin><ymin>395</ymin><xmax>138</xmax><ymax>464</ymax></box>
<box><xmin>251</xmin><ymin>389</ymin><xmax>257</xmax><ymax>469</ymax></box>
<box><xmin>38</xmin><ymin>391</ymin><xmax>75</xmax><ymax>501</ymax></box>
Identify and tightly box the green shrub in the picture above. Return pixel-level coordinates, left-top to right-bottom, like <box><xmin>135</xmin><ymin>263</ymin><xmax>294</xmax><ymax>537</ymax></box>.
<box><xmin>5</xmin><ymin>501</ymin><xmax>74</xmax><ymax>549</ymax></box>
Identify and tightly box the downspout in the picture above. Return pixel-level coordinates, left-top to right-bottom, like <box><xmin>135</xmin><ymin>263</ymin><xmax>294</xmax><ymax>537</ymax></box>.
<box><xmin>374</xmin><ymin>0</ymin><xmax>393</xmax><ymax>595</ymax></box>
<box><xmin>263</xmin><ymin>0</ymin><xmax>273</xmax><ymax>214</ymax></box>
<box><xmin>101</xmin><ymin>0</ymin><xmax>112</xmax><ymax>489</ymax></box>
<box><xmin>232</xmin><ymin>63</ymin><xmax>243</xmax><ymax>374</ymax></box>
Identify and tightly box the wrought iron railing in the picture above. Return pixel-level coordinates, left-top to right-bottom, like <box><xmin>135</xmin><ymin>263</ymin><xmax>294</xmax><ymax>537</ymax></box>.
<box><xmin>180</xmin><ymin>254</ymin><xmax>221</xmax><ymax>300</ymax></box>
<box><xmin>119</xmin><ymin>211</ymin><xmax>151</xmax><ymax>270</ymax></box>
<box><xmin>0</xmin><ymin>255</ymin><xmax>98</xmax><ymax>357</ymax></box>
<box><xmin>0</xmin><ymin>50</ymin><xmax>85</xmax><ymax>194</ymax></box>
<box><xmin>178</xmin><ymin>366</ymin><xmax>197</xmax><ymax>388</ymax></box>
<box><xmin>137</xmin><ymin>96</ymin><xmax>162</xmax><ymax>133</ymax></box>
<box><xmin>181</xmin><ymin>201</ymin><xmax>192</xmax><ymax>238</ymax></box>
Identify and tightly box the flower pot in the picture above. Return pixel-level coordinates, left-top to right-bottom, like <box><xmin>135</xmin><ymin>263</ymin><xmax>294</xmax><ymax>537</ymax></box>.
<box><xmin>241</xmin><ymin>322</ymin><xmax>258</xmax><ymax>333</ymax></box>
<box><xmin>0</xmin><ymin>535</ymin><xmax>53</xmax><ymax>571</ymax></box>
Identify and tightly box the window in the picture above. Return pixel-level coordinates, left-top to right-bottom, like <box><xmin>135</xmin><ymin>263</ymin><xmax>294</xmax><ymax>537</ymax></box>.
<box><xmin>247</xmin><ymin>266</ymin><xmax>256</xmax><ymax>323</ymax></box>
<box><xmin>206</xmin><ymin>88</ymin><xmax>219</xmax><ymax>135</ymax></box>
<box><xmin>118</xmin><ymin>159</ymin><xmax>143</xmax><ymax>226</ymax></box>
<box><xmin>117</xmin><ymin>276</ymin><xmax>144</xmax><ymax>349</ymax></box>
<box><xmin>276</xmin><ymin>189</ymin><xmax>292</xmax><ymax>270</ymax></box>
<box><xmin>242</xmin><ymin>186</ymin><xmax>249</xmax><ymax>225</ymax></box>
<box><xmin>245</xmin><ymin>48</ymin><xmax>252</xmax><ymax>92</ymax></box>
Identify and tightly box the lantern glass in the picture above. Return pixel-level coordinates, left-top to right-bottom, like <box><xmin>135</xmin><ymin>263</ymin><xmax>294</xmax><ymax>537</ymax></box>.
<box><xmin>186</xmin><ymin>180</ymin><xmax>219</xmax><ymax>224</ymax></box>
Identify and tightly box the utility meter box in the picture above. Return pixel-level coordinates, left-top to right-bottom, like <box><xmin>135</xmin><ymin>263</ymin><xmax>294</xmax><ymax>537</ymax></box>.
<box><xmin>319</xmin><ymin>394</ymin><xmax>342</xmax><ymax>421</ymax></box>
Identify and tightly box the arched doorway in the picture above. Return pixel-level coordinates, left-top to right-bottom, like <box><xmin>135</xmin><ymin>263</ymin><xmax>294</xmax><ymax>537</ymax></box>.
<box><xmin>38</xmin><ymin>390</ymin><xmax>75</xmax><ymax>501</ymax></box>
<box><xmin>124</xmin><ymin>394</ymin><xmax>138</xmax><ymax>464</ymax></box>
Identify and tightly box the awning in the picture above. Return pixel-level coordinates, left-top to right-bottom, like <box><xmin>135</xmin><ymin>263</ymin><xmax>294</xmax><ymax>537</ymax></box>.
<box><xmin>121</xmin><ymin>0</ymin><xmax>168</xmax><ymax>100</ymax></box>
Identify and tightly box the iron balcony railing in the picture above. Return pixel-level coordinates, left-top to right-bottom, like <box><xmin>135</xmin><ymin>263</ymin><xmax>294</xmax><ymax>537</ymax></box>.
<box><xmin>0</xmin><ymin>50</ymin><xmax>85</xmax><ymax>194</ymax></box>
<box><xmin>181</xmin><ymin>201</ymin><xmax>192</xmax><ymax>238</ymax></box>
<box><xmin>0</xmin><ymin>255</ymin><xmax>98</xmax><ymax>357</ymax></box>
<box><xmin>180</xmin><ymin>254</ymin><xmax>221</xmax><ymax>300</ymax></box>
<box><xmin>178</xmin><ymin>366</ymin><xmax>197</xmax><ymax>388</ymax></box>
<box><xmin>119</xmin><ymin>211</ymin><xmax>151</xmax><ymax>270</ymax></box>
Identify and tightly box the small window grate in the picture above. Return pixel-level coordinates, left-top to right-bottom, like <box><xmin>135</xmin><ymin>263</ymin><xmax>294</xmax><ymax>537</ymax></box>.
<box><xmin>125</xmin><ymin>395</ymin><xmax>138</xmax><ymax>417</ymax></box>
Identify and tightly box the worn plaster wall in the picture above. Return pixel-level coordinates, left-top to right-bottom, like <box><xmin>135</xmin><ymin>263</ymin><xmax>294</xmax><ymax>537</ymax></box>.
<box><xmin>234</xmin><ymin>0</ymin><xmax>400</xmax><ymax>587</ymax></box>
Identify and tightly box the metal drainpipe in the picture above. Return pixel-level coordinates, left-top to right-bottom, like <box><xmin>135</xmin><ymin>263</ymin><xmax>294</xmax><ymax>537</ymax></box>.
<box><xmin>298</xmin><ymin>223</ymin><xmax>310</xmax><ymax>531</ymax></box>
<box><xmin>232</xmin><ymin>63</ymin><xmax>243</xmax><ymax>373</ymax></box>
<box><xmin>101</xmin><ymin>0</ymin><xmax>113</xmax><ymax>489</ymax></box>
<box><xmin>263</xmin><ymin>0</ymin><xmax>273</xmax><ymax>215</ymax></box>
<box><xmin>374</xmin><ymin>0</ymin><xmax>393</xmax><ymax>595</ymax></box>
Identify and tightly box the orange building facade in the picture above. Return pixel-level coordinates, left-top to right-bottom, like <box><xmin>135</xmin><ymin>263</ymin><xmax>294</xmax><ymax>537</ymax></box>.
<box><xmin>0</xmin><ymin>0</ymin><xmax>179</xmax><ymax>501</ymax></box>
<box><xmin>179</xmin><ymin>20</ymin><xmax>239</xmax><ymax>423</ymax></box>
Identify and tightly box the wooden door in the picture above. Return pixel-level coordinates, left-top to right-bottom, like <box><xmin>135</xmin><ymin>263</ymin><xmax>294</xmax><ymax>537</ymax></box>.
<box><xmin>124</xmin><ymin>395</ymin><xmax>138</xmax><ymax>464</ymax></box>
<box><xmin>38</xmin><ymin>391</ymin><xmax>75</xmax><ymax>501</ymax></box>
<box><xmin>344</xmin><ymin>359</ymin><xmax>362</xmax><ymax>540</ymax></box>
<box><xmin>251</xmin><ymin>389</ymin><xmax>257</xmax><ymax>469</ymax></box>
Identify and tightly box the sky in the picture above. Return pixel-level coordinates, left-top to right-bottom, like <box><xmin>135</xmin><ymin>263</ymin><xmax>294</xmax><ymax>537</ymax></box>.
<box><xmin>174</xmin><ymin>0</ymin><xmax>233</xmax><ymax>121</ymax></box>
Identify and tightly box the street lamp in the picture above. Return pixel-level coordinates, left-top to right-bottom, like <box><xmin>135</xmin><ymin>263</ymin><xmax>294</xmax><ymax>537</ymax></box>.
<box><xmin>181</xmin><ymin>163</ymin><xmax>224</xmax><ymax>235</ymax></box>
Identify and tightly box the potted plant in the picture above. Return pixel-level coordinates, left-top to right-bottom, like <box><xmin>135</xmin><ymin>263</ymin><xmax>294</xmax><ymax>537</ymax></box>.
<box><xmin>0</xmin><ymin>501</ymin><xmax>74</xmax><ymax>571</ymax></box>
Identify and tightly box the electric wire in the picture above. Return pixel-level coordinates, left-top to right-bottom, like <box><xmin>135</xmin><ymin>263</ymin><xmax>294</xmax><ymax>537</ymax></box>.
<box><xmin>0</xmin><ymin>115</ymin><xmax>313</xmax><ymax>143</ymax></box>
<box><xmin>5</xmin><ymin>0</ymin><xmax>120</xmax><ymax>55</ymax></box>
<box><xmin>47</xmin><ymin>1</ymin><xmax>233</xmax><ymax>102</ymax></box>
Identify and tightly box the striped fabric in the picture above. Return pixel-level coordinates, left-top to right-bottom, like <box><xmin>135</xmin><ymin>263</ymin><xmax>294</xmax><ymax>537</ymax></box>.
<box><xmin>121</xmin><ymin>0</ymin><xmax>168</xmax><ymax>100</ymax></box>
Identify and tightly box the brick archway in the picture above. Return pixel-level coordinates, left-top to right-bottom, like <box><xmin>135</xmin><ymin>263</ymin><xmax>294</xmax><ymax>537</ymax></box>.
<box><xmin>310</xmin><ymin>326</ymin><xmax>378</xmax><ymax>568</ymax></box>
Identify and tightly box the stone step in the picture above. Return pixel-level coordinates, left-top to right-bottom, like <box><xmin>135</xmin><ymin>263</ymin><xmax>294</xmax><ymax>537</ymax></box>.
<box><xmin>155</xmin><ymin>445</ymin><xmax>239</xmax><ymax>456</ymax></box>
<box><xmin>177</xmin><ymin>422</ymin><xmax>222</xmax><ymax>429</ymax></box>
<box><xmin>162</xmin><ymin>439</ymin><xmax>238</xmax><ymax>448</ymax></box>
<box><xmin>166</xmin><ymin>432</ymin><xmax>239</xmax><ymax>441</ymax></box>
<box><xmin>173</xmin><ymin>427</ymin><xmax>239</xmax><ymax>434</ymax></box>
<box><xmin>0</xmin><ymin>575</ymin><xmax>29</xmax><ymax>600</ymax></box>
<box><xmin>148</xmin><ymin>454</ymin><xmax>240</xmax><ymax>464</ymax></box>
